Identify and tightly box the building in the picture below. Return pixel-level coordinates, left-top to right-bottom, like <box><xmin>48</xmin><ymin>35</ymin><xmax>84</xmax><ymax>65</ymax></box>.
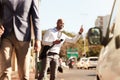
<box><xmin>95</xmin><ymin>15</ymin><xmax>110</xmax><ymax>37</ymax></box>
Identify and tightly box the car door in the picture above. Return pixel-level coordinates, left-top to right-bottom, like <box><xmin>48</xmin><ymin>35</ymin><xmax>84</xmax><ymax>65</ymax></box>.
<box><xmin>97</xmin><ymin>0</ymin><xmax>120</xmax><ymax>80</ymax></box>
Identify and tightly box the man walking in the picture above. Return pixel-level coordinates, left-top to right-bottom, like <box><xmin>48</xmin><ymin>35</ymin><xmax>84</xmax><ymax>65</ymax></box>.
<box><xmin>0</xmin><ymin>0</ymin><xmax>41</xmax><ymax>80</ymax></box>
<box><xmin>38</xmin><ymin>19</ymin><xmax>83</xmax><ymax>80</ymax></box>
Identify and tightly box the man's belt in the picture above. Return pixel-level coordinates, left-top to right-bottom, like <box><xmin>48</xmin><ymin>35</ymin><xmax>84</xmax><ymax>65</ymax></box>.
<box><xmin>47</xmin><ymin>52</ymin><xmax>58</xmax><ymax>56</ymax></box>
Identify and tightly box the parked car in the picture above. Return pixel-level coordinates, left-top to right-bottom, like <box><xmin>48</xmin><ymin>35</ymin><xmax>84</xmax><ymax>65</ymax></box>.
<box><xmin>88</xmin><ymin>0</ymin><xmax>120</xmax><ymax>80</ymax></box>
<box><xmin>84</xmin><ymin>57</ymin><xmax>98</xmax><ymax>69</ymax></box>
<box><xmin>76</xmin><ymin>57</ymin><xmax>87</xmax><ymax>69</ymax></box>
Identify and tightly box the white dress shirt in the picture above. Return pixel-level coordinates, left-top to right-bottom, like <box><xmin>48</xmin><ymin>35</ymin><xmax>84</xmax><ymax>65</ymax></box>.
<box><xmin>42</xmin><ymin>27</ymin><xmax>81</xmax><ymax>54</ymax></box>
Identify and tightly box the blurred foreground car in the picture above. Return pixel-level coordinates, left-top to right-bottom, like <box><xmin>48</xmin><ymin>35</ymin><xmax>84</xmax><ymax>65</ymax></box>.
<box><xmin>76</xmin><ymin>57</ymin><xmax>87</xmax><ymax>69</ymax></box>
<box><xmin>88</xmin><ymin>0</ymin><xmax>120</xmax><ymax>80</ymax></box>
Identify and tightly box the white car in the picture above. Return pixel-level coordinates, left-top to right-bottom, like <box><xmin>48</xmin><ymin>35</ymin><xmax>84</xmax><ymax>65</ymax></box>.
<box><xmin>76</xmin><ymin>57</ymin><xmax>87</xmax><ymax>69</ymax></box>
<box><xmin>84</xmin><ymin>57</ymin><xmax>98</xmax><ymax>69</ymax></box>
<box><xmin>88</xmin><ymin>0</ymin><xmax>120</xmax><ymax>80</ymax></box>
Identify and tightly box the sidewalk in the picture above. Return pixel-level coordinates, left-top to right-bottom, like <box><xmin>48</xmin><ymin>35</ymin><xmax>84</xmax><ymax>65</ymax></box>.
<box><xmin>12</xmin><ymin>67</ymin><xmax>69</xmax><ymax>80</ymax></box>
<box><xmin>12</xmin><ymin>71</ymin><xmax>35</xmax><ymax>80</ymax></box>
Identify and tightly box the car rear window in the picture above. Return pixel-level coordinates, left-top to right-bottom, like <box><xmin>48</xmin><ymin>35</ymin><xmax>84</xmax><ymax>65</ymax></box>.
<box><xmin>81</xmin><ymin>58</ymin><xmax>87</xmax><ymax>61</ymax></box>
<box><xmin>89</xmin><ymin>58</ymin><xmax>98</xmax><ymax>61</ymax></box>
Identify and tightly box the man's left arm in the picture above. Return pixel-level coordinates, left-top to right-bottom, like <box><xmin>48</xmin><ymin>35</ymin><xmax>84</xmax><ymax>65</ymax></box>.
<box><xmin>31</xmin><ymin>0</ymin><xmax>41</xmax><ymax>52</ymax></box>
<box><xmin>65</xmin><ymin>25</ymin><xmax>84</xmax><ymax>43</ymax></box>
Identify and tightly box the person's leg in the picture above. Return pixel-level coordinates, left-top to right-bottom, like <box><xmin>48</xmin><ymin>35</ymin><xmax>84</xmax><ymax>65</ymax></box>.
<box><xmin>50</xmin><ymin>55</ymin><xmax>59</xmax><ymax>80</ymax></box>
<box><xmin>0</xmin><ymin>38</ymin><xmax>13</xmax><ymax>80</ymax></box>
<box><xmin>15</xmin><ymin>41</ymin><xmax>31</xmax><ymax>80</ymax></box>
<box><xmin>38</xmin><ymin>57</ymin><xmax>50</xmax><ymax>80</ymax></box>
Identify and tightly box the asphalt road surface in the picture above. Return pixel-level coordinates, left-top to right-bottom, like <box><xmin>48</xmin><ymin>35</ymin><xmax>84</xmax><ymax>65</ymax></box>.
<box><xmin>56</xmin><ymin>68</ymin><xmax>97</xmax><ymax>80</ymax></box>
<box><xmin>12</xmin><ymin>68</ymin><xmax>97</xmax><ymax>80</ymax></box>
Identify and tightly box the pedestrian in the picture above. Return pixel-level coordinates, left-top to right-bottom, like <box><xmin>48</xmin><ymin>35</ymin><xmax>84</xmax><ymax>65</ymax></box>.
<box><xmin>0</xmin><ymin>0</ymin><xmax>41</xmax><ymax>80</ymax></box>
<box><xmin>68</xmin><ymin>58</ymin><xmax>74</xmax><ymax>69</ymax></box>
<box><xmin>38</xmin><ymin>18</ymin><xmax>83</xmax><ymax>80</ymax></box>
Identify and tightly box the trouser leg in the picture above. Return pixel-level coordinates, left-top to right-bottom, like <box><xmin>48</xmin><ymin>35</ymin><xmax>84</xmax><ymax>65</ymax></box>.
<box><xmin>38</xmin><ymin>58</ymin><xmax>49</xmax><ymax>80</ymax></box>
<box><xmin>15</xmin><ymin>41</ymin><xmax>30</xmax><ymax>80</ymax></box>
<box><xmin>50</xmin><ymin>56</ymin><xmax>59</xmax><ymax>80</ymax></box>
<box><xmin>0</xmin><ymin>38</ymin><xmax>13</xmax><ymax>80</ymax></box>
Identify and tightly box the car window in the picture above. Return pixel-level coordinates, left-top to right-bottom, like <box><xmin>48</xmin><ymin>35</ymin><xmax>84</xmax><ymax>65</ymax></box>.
<box><xmin>89</xmin><ymin>58</ymin><xmax>98</xmax><ymax>61</ymax></box>
<box><xmin>82</xmin><ymin>59</ymin><xmax>87</xmax><ymax>61</ymax></box>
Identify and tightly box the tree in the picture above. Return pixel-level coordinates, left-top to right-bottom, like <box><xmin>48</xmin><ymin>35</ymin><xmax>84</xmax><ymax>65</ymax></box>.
<box><xmin>60</xmin><ymin>30</ymin><xmax>84</xmax><ymax>58</ymax></box>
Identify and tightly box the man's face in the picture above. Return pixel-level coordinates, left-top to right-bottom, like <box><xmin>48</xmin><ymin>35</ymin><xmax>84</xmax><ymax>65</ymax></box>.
<box><xmin>57</xmin><ymin>19</ymin><xmax>64</xmax><ymax>30</ymax></box>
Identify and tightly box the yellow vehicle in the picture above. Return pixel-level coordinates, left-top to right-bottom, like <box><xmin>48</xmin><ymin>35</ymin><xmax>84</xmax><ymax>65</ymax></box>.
<box><xmin>88</xmin><ymin>0</ymin><xmax>120</xmax><ymax>80</ymax></box>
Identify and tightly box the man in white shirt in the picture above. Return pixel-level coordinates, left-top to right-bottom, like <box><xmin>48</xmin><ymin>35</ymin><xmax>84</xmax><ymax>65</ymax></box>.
<box><xmin>38</xmin><ymin>19</ymin><xmax>83</xmax><ymax>80</ymax></box>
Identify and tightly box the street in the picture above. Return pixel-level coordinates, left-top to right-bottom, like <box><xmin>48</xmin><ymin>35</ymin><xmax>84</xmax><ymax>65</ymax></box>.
<box><xmin>12</xmin><ymin>68</ymin><xmax>97</xmax><ymax>80</ymax></box>
<box><xmin>56</xmin><ymin>68</ymin><xmax>96</xmax><ymax>80</ymax></box>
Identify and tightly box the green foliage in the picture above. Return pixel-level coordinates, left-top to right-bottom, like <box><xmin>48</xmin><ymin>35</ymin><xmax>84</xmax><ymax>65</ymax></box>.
<box><xmin>86</xmin><ymin>45</ymin><xmax>102</xmax><ymax>57</ymax></box>
<box><xmin>59</xmin><ymin>30</ymin><xmax>84</xmax><ymax>58</ymax></box>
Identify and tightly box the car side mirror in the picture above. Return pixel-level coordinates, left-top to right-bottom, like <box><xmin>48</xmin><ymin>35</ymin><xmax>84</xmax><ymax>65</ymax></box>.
<box><xmin>88</xmin><ymin>27</ymin><xmax>102</xmax><ymax>45</ymax></box>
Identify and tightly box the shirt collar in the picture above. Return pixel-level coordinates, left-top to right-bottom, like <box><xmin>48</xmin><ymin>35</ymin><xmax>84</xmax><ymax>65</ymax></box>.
<box><xmin>53</xmin><ymin>27</ymin><xmax>63</xmax><ymax>32</ymax></box>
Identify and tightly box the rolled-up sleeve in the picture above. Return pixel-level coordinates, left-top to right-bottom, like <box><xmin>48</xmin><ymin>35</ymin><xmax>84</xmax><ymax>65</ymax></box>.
<box><xmin>42</xmin><ymin>30</ymin><xmax>53</xmax><ymax>46</ymax></box>
<box><xmin>31</xmin><ymin>0</ymin><xmax>41</xmax><ymax>40</ymax></box>
<box><xmin>65</xmin><ymin>33</ymin><xmax>82</xmax><ymax>43</ymax></box>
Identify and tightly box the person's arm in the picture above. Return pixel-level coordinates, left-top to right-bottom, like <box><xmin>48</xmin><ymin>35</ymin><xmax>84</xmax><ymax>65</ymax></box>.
<box><xmin>0</xmin><ymin>25</ymin><xmax>4</xmax><ymax>36</ymax></box>
<box><xmin>65</xmin><ymin>26</ymin><xmax>83</xmax><ymax>43</ymax></box>
<box><xmin>42</xmin><ymin>29</ymin><xmax>62</xmax><ymax>46</ymax></box>
<box><xmin>42</xmin><ymin>30</ymin><xmax>53</xmax><ymax>46</ymax></box>
<box><xmin>64</xmin><ymin>33</ymin><xmax>81</xmax><ymax>43</ymax></box>
<box><xmin>0</xmin><ymin>1</ymin><xmax>4</xmax><ymax>37</ymax></box>
<box><xmin>31</xmin><ymin>0</ymin><xmax>41</xmax><ymax>40</ymax></box>
<box><xmin>31</xmin><ymin>0</ymin><xmax>41</xmax><ymax>52</ymax></box>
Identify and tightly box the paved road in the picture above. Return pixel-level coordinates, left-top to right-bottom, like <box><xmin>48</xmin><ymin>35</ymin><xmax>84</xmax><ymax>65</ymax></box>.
<box><xmin>56</xmin><ymin>68</ymin><xmax>97</xmax><ymax>80</ymax></box>
<box><xmin>12</xmin><ymin>68</ymin><xmax>97</xmax><ymax>80</ymax></box>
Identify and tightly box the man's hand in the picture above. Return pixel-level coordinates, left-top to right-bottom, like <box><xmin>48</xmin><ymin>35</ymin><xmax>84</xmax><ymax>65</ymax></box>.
<box><xmin>79</xmin><ymin>25</ymin><xmax>84</xmax><ymax>34</ymax></box>
<box><xmin>34</xmin><ymin>40</ymin><xmax>41</xmax><ymax>53</ymax></box>
<box><xmin>0</xmin><ymin>25</ymin><xmax>4</xmax><ymax>37</ymax></box>
<box><xmin>53</xmin><ymin>40</ymin><xmax>62</xmax><ymax>45</ymax></box>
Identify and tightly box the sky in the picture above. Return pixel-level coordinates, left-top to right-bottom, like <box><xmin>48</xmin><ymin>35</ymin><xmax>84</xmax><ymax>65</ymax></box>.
<box><xmin>39</xmin><ymin>0</ymin><xmax>114</xmax><ymax>34</ymax></box>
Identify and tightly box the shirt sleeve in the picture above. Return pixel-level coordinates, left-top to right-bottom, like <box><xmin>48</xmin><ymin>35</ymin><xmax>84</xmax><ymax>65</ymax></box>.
<box><xmin>42</xmin><ymin>30</ymin><xmax>53</xmax><ymax>46</ymax></box>
<box><xmin>31</xmin><ymin>0</ymin><xmax>41</xmax><ymax>40</ymax></box>
<box><xmin>65</xmin><ymin>33</ymin><xmax>82</xmax><ymax>43</ymax></box>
